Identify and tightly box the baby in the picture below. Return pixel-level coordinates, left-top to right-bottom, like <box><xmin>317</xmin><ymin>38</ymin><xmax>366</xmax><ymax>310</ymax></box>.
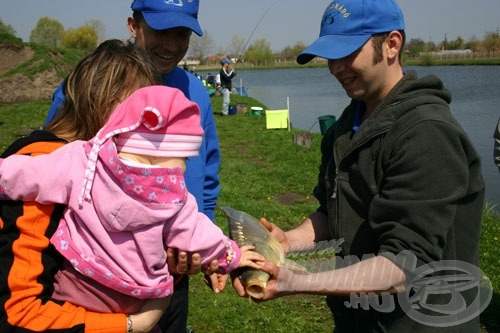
<box><xmin>0</xmin><ymin>85</ymin><xmax>263</xmax><ymax>314</ymax></box>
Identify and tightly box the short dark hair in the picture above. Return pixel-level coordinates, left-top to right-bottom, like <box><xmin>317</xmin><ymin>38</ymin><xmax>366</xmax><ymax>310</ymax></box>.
<box><xmin>371</xmin><ymin>30</ymin><xmax>406</xmax><ymax>64</ymax></box>
<box><xmin>132</xmin><ymin>11</ymin><xmax>144</xmax><ymax>26</ymax></box>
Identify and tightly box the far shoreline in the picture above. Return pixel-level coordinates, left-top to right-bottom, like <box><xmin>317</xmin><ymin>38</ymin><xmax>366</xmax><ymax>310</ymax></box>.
<box><xmin>189</xmin><ymin>57</ymin><xmax>500</xmax><ymax>73</ymax></box>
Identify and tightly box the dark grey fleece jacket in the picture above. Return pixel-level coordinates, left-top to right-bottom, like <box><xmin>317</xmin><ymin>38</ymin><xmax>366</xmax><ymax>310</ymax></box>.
<box><xmin>315</xmin><ymin>71</ymin><xmax>485</xmax><ymax>332</ymax></box>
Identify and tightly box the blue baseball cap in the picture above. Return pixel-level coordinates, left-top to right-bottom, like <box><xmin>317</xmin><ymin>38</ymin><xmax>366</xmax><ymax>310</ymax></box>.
<box><xmin>131</xmin><ymin>0</ymin><xmax>203</xmax><ymax>36</ymax></box>
<box><xmin>297</xmin><ymin>0</ymin><xmax>405</xmax><ymax>64</ymax></box>
<box><xmin>220</xmin><ymin>58</ymin><xmax>230</xmax><ymax>65</ymax></box>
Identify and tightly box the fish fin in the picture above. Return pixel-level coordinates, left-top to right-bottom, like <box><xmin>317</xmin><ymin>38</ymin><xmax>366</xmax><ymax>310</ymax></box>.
<box><xmin>281</xmin><ymin>259</ymin><xmax>311</xmax><ymax>274</ymax></box>
<box><xmin>286</xmin><ymin>240</ymin><xmax>338</xmax><ymax>260</ymax></box>
<box><xmin>284</xmin><ymin>257</ymin><xmax>336</xmax><ymax>273</ymax></box>
<box><xmin>221</xmin><ymin>206</ymin><xmax>260</xmax><ymax>224</ymax></box>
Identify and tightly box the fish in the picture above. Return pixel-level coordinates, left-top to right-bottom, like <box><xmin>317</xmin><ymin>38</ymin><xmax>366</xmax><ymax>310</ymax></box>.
<box><xmin>222</xmin><ymin>206</ymin><xmax>336</xmax><ymax>299</ymax></box>
<box><xmin>221</xmin><ymin>206</ymin><xmax>285</xmax><ymax>299</ymax></box>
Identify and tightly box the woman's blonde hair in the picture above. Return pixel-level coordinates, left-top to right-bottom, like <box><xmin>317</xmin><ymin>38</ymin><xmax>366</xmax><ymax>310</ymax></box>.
<box><xmin>45</xmin><ymin>39</ymin><xmax>162</xmax><ymax>141</ymax></box>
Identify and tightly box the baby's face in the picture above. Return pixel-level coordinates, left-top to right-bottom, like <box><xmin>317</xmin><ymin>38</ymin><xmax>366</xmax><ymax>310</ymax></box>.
<box><xmin>118</xmin><ymin>151</ymin><xmax>186</xmax><ymax>172</ymax></box>
<box><xmin>154</xmin><ymin>156</ymin><xmax>186</xmax><ymax>172</ymax></box>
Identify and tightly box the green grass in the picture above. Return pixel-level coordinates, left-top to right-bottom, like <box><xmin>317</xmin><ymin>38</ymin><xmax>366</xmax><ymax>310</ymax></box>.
<box><xmin>1</xmin><ymin>44</ymin><xmax>85</xmax><ymax>79</ymax></box>
<box><xmin>478</xmin><ymin>205</ymin><xmax>500</xmax><ymax>332</ymax></box>
<box><xmin>0</xmin><ymin>96</ymin><xmax>499</xmax><ymax>332</ymax></box>
<box><xmin>404</xmin><ymin>57</ymin><xmax>500</xmax><ymax>67</ymax></box>
<box><xmin>0</xmin><ymin>100</ymin><xmax>50</xmax><ymax>151</ymax></box>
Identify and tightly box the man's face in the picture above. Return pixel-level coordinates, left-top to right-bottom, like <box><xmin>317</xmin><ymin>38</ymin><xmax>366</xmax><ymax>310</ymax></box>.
<box><xmin>129</xmin><ymin>17</ymin><xmax>192</xmax><ymax>74</ymax></box>
<box><xmin>327</xmin><ymin>39</ymin><xmax>389</xmax><ymax>109</ymax></box>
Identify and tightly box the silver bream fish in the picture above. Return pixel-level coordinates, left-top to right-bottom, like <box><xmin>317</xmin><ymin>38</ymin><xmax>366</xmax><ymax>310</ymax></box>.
<box><xmin>221</xmin><ymin>206</ymin><xmax>285</xmax><ymax>299</ymax></box>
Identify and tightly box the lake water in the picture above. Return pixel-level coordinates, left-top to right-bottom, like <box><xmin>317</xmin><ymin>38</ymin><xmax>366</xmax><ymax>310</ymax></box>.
<box><xmin>235</xmin><ymin>66</ymin><xmax>500</xmax><ymax>208</ymax></box>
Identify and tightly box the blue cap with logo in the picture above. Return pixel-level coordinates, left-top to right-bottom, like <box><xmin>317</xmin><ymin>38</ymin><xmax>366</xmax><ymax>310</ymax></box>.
<box><xmin>297</xmin><ymin>0</ymin><xmax>405</xmax><ymax>64</ymax></box>
<box><xmin>131</xmin><ymin>0</ymin><xmax>203</xmax><ymax>36</ymax></box>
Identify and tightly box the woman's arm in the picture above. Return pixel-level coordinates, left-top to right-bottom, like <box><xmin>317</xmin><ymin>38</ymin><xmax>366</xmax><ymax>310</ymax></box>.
<box><xmin>0</xmin><ymin>199</ymin><xmax>124</xmax><ymax>332</ymax></box>
<box><xmin>0</xmin><ymin>199</ymin><xmax>168</xmax><ymax>333</ymax></box>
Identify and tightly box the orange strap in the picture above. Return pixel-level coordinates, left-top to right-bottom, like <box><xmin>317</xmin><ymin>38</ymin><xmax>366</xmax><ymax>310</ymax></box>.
<box><xmin>16</xmin><ymin>141</ymin><xmax>65</xmax><ymax>156</ymax></box>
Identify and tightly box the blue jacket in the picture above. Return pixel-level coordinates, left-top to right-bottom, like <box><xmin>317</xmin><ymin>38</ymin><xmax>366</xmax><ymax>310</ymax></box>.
<box><xmin>46</xmin><ymin>66</ymin><xmax>221</xmax><ymax>221</ymax></box>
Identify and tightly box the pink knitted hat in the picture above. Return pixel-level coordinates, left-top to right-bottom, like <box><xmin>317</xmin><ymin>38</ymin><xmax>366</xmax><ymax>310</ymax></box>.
<box><xmin>79</xmin><ymin>85</ymin><xmax>203</xmax><ymax>205</ymax></box>
<box><xmin>101</xmin><ymin>85</ymin><xmax>203</xmax><ymax>157</ymax></box>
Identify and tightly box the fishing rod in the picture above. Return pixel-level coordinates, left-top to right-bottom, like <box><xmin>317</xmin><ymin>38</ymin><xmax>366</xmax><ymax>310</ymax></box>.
<box><xmin>236</xmin><ymin>0</ymin><xmax>280</xmax><ymax>63</ymax></box>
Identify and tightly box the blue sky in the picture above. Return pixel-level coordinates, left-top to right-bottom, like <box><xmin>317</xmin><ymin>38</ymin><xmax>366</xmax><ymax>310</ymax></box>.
<box><xmin>1</xmin><ymin>0</ymin><xmax>499</xmax><ymax>52</ymax></box>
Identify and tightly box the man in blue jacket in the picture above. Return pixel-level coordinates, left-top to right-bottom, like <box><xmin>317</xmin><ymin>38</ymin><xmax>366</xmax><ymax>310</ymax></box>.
<box><xmin>46</xmin><ymin>1</ymin><xmax>222</xmax><ymax>332</ymax></box>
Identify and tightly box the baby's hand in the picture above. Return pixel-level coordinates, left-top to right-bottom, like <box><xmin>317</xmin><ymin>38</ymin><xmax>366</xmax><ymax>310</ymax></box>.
<box><xmin>238</xmin><ymin>245</ymin><xmax>265</xmax><ymax>269</ymax></box>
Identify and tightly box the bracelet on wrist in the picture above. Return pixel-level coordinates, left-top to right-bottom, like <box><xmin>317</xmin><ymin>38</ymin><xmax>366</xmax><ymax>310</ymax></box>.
<box><xmin>126</xmin><ymin>315</ymin><xmax>133</xmax><ymax>333</ymax></box>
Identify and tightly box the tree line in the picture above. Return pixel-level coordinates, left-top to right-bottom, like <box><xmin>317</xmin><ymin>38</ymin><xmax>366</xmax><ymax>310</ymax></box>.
<box><xmin>1</xmin><ymin>16</ymin><xmax>499</xmax><ymax>65</ymax></box>
<box><xmin>405</xmin><ymin>32</ymin><xmax>500</xmax><ymax>59</ymax></box>
<box><xmin>0</xmin><ymin>17</ymin><xmax>104</xmax><ymax>50</ymax></box>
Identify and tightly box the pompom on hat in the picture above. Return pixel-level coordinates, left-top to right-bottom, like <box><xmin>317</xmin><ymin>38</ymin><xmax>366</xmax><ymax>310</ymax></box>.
<box><xmin>131</xmin><ymin>0</ymin><xmax>203</xmax><ymax>36</ymax></box>
<box><xmin>79</xmin><ymin>85</ymin><xmax>203</xmax><ymax>205</ymax></box>
<box><xmin>297</xmin><ymin>0</ymin><xmax>405</xmax><ymax>64</ymax></box>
